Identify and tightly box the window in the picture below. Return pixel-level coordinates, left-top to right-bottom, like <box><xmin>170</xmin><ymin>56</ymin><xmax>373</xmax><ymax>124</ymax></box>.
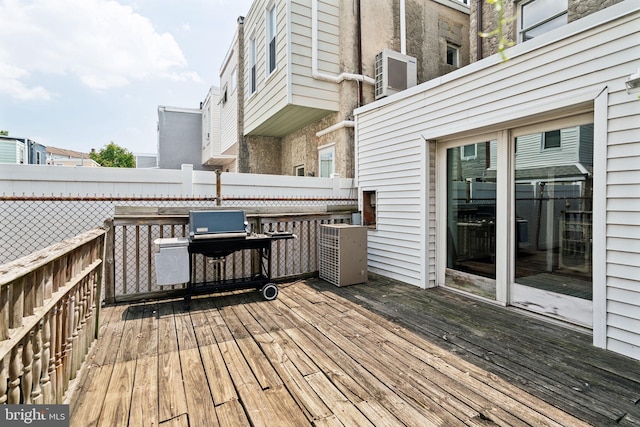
<box><xmin>266</xmin><ymin>4</ymin><xmax>277</xmax><ymax>75</ymax></box>
<box><xmin>542</xmin><ymin>130</ymin><xmax>561</xmax><ymax>150</ymax></box>
<box><xmin>249</xmin><ymin>36</ymin><xmax>257</xmax><ymax>94</ymax></box>
<box><xmin>318</xmin><ymin>145</ymin><xmax>335</xmax><ymax>177</ymax></box>
<box><xmin>221</xmin><ymin>85</ymin><xmax>228</xmax><ymax>105</ymax></box>
<box><xmin>518</xmin><ymin>0</ymin><xmax>567</xmax><ymax>42</ymax></box>
<box><xmin>295</xmin><ymin>165</ymin><xmax>305</xmax><ymax>176</ymax></box>
<box><xmin>362</xmin><ymin>190</ymin><xmax>377</xmax><ymax>227</ymax></box>
<box><xmin>446</xmin><ymin>43</ymin><xmax>459</xmax><ymax>67</ymax></box>
<box><xmin>461</xmin><ymin>143</ymin><xmax>477</xmax><ymax>160</ymax></box>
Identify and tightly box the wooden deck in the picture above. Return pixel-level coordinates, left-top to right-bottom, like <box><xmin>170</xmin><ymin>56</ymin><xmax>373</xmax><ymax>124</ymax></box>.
<box><xmin>69</xmin><ymin>277</ymin><xmax>640</xmax><ymax>426</ymax></box>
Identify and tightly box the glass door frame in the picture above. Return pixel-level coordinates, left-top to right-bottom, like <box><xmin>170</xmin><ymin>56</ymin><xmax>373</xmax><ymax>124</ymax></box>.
<box><xmin>436</xmin><ymin>131</ymin><xmax>508</xmax><ymax>304</ymax></box>
<box><xmin>508</xmin><ymin>114</ymin><xmax>594</xmax><ymax>327</ymax></box>
<box><xmin>436</xmin><ymin>113</ymin><xmax>594</xmax><ymax>327</ymax></box>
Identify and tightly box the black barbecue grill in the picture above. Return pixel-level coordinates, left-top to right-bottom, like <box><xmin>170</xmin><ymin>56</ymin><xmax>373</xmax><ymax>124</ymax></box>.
<box><xmin>184</xmin><ymin>210</ymin><xmax>295</xmax><ymax>308</ymax></box>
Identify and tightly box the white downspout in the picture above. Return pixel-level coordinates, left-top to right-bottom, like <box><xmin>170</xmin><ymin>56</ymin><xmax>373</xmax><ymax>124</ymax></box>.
<box><xmin>400</xmin><ymin>0</ymin><xmax>406</xmax><ymax>54</ymax></box>
<box><xmin>316</xmin><ymin>120</ymin><xmax>355</xmax><ymax>137</ymax></box>
<box><xmin>311</xmin><ymin>0</ymin><xmax>375</xmax><ymax>86</ymax></box>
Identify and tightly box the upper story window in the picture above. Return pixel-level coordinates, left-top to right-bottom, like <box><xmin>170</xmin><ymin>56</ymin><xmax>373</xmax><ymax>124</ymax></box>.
<box><xmin>446</xmin><ymin>43</ymin><xmax>459</xmax><ymax>67</ymax></box>
<box><xmin>461</xmin><ymin>143</ymin><xmax>477</xmax><ymax>160</ymax></box>
<box><xmin>542</xmin><ymin>130</ymin><xmax>561</xmax><ymax>150</ymax></box>
<box><xmin>221</xmin><ymin>85</ymin><xmax>228</xmax><ymax>105</ymax></box>
<box><xmin>318</xmin><ymin>144</ymin><xmax>335</xmax><ymax>178</ymax></box>
<box><xmin>249</xmin><ymin>36</ymin><xmax>257</xmax><ymax>94</ymax></box>
<box><xmin>266</xmin><ymin>3</ymin><xmax>277</xmax><ymax>75</ymax></box>
<box><xmin>518</xmin><ymin>0</ymin><xmax>567</xmax><ymax>42</ymax></box>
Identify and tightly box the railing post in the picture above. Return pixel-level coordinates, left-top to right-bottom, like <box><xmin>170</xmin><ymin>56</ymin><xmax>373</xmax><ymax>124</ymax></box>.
<box><xmin>181</xmin><ymin>164</ymin><xmax>194</xmax><ymax>196</ymax></box>
<box><xmin>216</xmin><ymin>169</ymin><xmax>222</xmax><ymax>206</ymax></box>
<box><xmin>103</xmin><ymin>219</ymin><xmax>115</xmax><ymax>304</ymax></box>
<box><xmin>331</xmin><ymin>173</ymin><xmax>341</xmax><ymax>197</ymax></box>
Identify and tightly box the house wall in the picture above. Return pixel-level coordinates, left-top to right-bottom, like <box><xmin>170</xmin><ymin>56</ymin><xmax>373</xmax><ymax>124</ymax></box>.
<box><xmin>0</xmin><ymin>139</ymin><xmax>24</xmax><ymax>164</ymax></box>
<box><xmin>470</xmin><ymin>0</ymin><xmax>625</xmax><ymax>61</ymax></box>
<box><xmin>288</xmin><ymin>0</ymin><xmax>341</xmax><ymax>110</ymax></box>
<box><xmin>243</xmin><ymin>0</ymin><xmax>291</xmax><ymax>135</ymax></box>
<box><xmin>157</xmin><ymin>106</ymin><xmax>212</xmax><ymax>171</ymax></box>
<box><xmin>239</xmin><ymin>0</ymin><xmax>469</xmax><ymax>178</ymax></box>
<box><xmin>201</xmin><ymin>87</ymin><xmax>222</xmax><ymax>166</ymax></box>
<box><xmin>355</xmin><ymin>2</ymin><xmax>640</xmax><ymax>360</ymax></box>
<box><xmin>514</xmin><ymin>126</ymin><xmax>581</xmax><ymax>168</ymax></box>
<box><xmin>245</xmin><ymin>135</ymin><xmax>283</xmax><ymax>174</ymax></box>
<box><xmin>220</xmin><ymin>34</ymin><xmax>240</xmax><ymax>158</ymax></box>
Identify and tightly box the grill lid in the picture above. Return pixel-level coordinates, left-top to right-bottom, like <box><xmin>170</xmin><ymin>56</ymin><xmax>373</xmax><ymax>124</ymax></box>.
<box><xmin>189</xmin><ymin>210</ymin><xmax>248</xmax><ymax>240</ymax></box>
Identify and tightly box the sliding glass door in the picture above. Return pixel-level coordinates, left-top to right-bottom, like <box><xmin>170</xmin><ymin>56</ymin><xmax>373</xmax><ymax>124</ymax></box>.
<box><xmin>511</xmin><ymin>124</ymin><xmax>593</xmax><ymax>325</ymax></box>
<box><xmin>440</xmin><ymin>119</ymin><xmax>594</xmax><ymax>326</ymax></box>
<box><xmin>445</xmin><ymin>141</ymin><xmax>497</xmax><ymax>300</ymax></box>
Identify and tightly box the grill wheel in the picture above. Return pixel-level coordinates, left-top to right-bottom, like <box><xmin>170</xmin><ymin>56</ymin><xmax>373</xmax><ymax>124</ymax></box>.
<box><xmin>261</xmin><ymin>283</ymin><xmax>278</xmax><ymax>301</ymax></box>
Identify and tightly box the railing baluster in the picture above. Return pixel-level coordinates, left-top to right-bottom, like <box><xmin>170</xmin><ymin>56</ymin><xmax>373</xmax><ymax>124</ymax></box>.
<box><xmin>0</xmin><ymin>284</ymin><xmax>8</xmax><ymax>341</ymax></box>
<box><xmin>64</xmin><ymin>295</ymin><xmax>75</xmax><ymax>391</ymax></box>
<box><xmin>32</xmin><ymin>323</ymin><xmax>43</xmax><ymax>403</ymax></box>
<box><xmin>8</xmin><ymin>347</ymin><xmax>20</xmax><ymax>404</ymax></box>
<box><xmin>22</xmin><ymin>331</ymin><xmax>33</xmax><ymax>403</ymax></box>
<box><xmin>42</xmin><ymin>313</ymin><xmax>52</xmax><ymax>404</ymax></box>
<box><xmin>0</xmin><ymin>355</ymin><xmax>7</xmax><ymax>404</ymax></box>
<box><xmin>55</xmin><ymin>302</ymin><xmax>64</xmax><ymax>403</ymax></box>
<box><xmin>72</xmin><ymin>286</ymin><xmax>82</xmax><ymax>378</ymax></box>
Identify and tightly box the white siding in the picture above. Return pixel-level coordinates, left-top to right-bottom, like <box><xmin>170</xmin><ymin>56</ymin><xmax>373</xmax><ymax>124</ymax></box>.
<box><xmin>515</xmin><ymin>127</ymin><xmax>580</xmax><ymax>169</ymax></box>
<box><xmin>220</xmin><ymin>38</ymin><xmax>239</xmax><ymax>155</ymax></box>
<box><xmin>244</xmin><ymin>0</ymin><xmax>341</xmax><ymax>136</ymax></box>
<box><xmin>605</xmin><ymin>77</ymin><xmax>640</xmax><ymax>360</ymax></box>
<box><xmin>201</xmin><ymin>87</ymin><xmax>222</xmax><ymax>164</ymax></box>
<box><xmin>357</xmin><ymin>115</ymin><xmax>425</xmax><ymax>286</ymax></box>
<box><xmin>356</xmin><ymin>2</ymin><xmax>640</xmax><ymax>360</ymax></box>
<box><xmin>289</xmin><ymin>0</ymin><xmax>340</xmax><ymax>109</ymax></box>
<box><xmin>244</xmin><ymin>0</ymin><xmax>289</xmax><ymax>135</ymax></box>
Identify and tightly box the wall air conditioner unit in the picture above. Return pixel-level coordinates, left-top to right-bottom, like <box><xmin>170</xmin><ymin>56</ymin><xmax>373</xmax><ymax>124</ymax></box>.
<box><xmin>375</xmin><ymin>49</ymin><xmax>417</xmax><ymax>100</ymax></box>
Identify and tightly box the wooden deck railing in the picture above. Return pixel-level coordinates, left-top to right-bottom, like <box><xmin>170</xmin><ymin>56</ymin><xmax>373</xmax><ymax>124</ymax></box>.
<box><xmin>0</xmin><ymin>228</ymin><xmax>105</xmax><ymax>405</ymax></box>
<box><xmin>104</xmin><ymin>208</ymin><xmax>354</xmax><ymax>303</ymax></box>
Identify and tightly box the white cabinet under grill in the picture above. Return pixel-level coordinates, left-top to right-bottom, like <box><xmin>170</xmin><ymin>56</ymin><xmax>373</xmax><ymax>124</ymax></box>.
<box><xmin>319</xmin><ymin>224</ymin><xmax>368</xmax><ymax>287</ymax></box>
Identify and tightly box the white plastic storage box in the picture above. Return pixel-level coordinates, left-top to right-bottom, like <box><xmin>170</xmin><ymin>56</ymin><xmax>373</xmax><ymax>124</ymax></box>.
<box><xmin>153</xmin><ymin>237</ymin><xmax>190</xmax><ymax>286</ymax></box>
<box><xmin>319</xmin><ymin>224</ymin><xmax>368</xmax><ymax>286</ymax></box>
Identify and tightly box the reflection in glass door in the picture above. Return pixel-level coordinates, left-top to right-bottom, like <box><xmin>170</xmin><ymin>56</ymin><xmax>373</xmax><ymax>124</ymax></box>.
<box><xmin>512</xmin><ymin>124</ymin><xmax>593</xmax><ymax>325</ymax></box>
<box><xmin>446</xmin><ymin>142</ymin><xmax>497</xmax><ymax>300</ymax></box>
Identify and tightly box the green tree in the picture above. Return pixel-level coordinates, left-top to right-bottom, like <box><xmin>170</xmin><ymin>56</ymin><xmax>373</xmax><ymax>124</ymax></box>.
<box><xmin>0</xmin><ymin>130</ymin><xmax>8</xmax><ymax>136</ymax></box>
<box><xmin>90</xmin><ymin>142</ymin><xmax>136</xmax><ymax>168</ymax></box>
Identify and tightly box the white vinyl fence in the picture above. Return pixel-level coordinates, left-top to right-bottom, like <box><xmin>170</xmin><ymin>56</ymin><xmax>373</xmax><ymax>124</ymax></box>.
<box><xmin>0</xmin><ymin>164</ymin><xmax>357</xmax><ymax>264</ymax></box>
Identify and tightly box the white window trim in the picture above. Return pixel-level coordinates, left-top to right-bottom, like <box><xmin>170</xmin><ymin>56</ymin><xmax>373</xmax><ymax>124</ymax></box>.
<box><xmin>318</xmin><ymin>143</ymin><xmax>335</xmax><ymax>178</ymax></box>
<box><xmin>446</xmin><ymin>43</ymin><xmax>460</xmax><ymax>67</ymax></box>
<box><xmin>437</xmin><ymin>112</ymin><xmax>593</xmax><ymax>308</ymax></box>
<box><xmin>460</xmin><ymin>143</ymin><xmax>477</xmax><ymax>160</ymax></box>
<box><xmin>517</xmin><ymin>0</ymin><xmax>568</xmax><ymax>43</ymax></box>
<box><xmin>265</xmin><ymin>1</ymin><xmax>277</xmax><ymax>78</ymax></box>
<box><xmin>540</xmin><ymin>129</ymin><xmax>561</xmax><ymax>151</ymax></box>
<box><xmin>249</xmin><ymin>34</ymin><xmax>257</xmax><ymax>96</ymax></box>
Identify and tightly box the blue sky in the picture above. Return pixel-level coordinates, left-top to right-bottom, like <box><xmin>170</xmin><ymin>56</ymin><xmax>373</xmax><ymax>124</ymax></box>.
<box><xmin>0</xmin><ymin>0</ymin><xmax>253</xmax><ymax>155</ymax></box>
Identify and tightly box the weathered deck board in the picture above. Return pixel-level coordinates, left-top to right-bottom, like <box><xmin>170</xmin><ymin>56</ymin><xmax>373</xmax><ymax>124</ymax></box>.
<box><xmin>69</xmin><ymin>277</ymin><xmax>640</xmax><ymax>426</ymax></box>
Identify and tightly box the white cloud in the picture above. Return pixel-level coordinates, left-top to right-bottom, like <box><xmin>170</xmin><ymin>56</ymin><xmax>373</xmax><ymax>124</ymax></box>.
<box><xmin>0</xmin><ymin>0</ymin><xmax>197</xmax><ymax>99</ymax></box>
<box><xmin>0</xmin><ymin>63</ymin><xmax>52</xmax><ymax>101</ymax></box>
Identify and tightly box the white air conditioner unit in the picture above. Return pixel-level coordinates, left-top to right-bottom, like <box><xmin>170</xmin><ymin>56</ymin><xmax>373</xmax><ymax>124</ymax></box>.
<box><xmin>375</xmin><ymin>49</ymin><xmax>417</xmax><ymax>100</ymax></box>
